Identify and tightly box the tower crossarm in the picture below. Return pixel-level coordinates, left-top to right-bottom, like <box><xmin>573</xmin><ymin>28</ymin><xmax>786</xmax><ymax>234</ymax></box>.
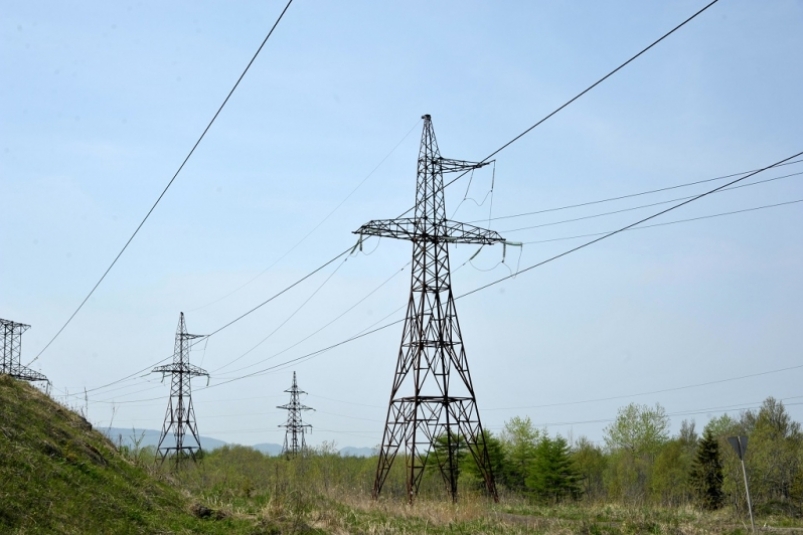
<box><xmin>355</xmin><ymin>218</ymin><xmax>506</xmax><ymax>245</ymax></box>
<box><xmin>152</xmin><ymin>362</ymin><xmax>209</xmax><ymax>378</ymax></box>
<box><xmin>4</xmin><ymin>366</ymin><xmax>48</xmax><ymax>383</ymax></box>
<box><xmin>277</xmin><ymin>402</ymin><xmax>314</xmax><ymax>411</ymax></box>
<box><xmin>433</xmin><ymin>157</ymin><xmax>489</xmax><ymax>174</ymax></box>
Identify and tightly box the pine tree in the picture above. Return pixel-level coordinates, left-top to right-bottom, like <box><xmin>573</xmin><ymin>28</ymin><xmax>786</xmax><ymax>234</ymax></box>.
<box><xmin>526</xmin><ymin>435</ymin><xmax>582</xmax><ymax>502</ymax></box>
<box><xmin>462</xmin><ymin>431</ymin><xmax>508</xmax><ymax>489</ymax></box>
<box><xmin>690</xmin><ymin>428</ymin><xmax>724</xmax><ymax>510</ymax></box>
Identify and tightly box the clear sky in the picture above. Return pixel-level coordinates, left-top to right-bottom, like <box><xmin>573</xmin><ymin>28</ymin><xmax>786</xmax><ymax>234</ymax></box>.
<box><xmin>2</xmin><ymin>0</ymin><xmax>802</xmax><ymax>449</ymax></box>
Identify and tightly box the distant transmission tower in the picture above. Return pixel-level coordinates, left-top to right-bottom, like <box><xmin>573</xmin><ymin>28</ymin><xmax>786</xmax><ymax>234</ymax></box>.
<box><xmin>152</xmin><ymin>312</ymin><xmax>208</xmax><ymax>467</ymax></box>
<box><xmin>355</xmin><ymin>115</ymin><xmax>504</xmax><ymax>502</ymax></box>
<box><xmin>1</xmin><ymin>318</ymin><xmax>48</xmax><ymax>383</ymax></box>
<box><xmin>277</xmin><ymin>371</ymin><xmax>314</xmax><ymax>456</ymax></box>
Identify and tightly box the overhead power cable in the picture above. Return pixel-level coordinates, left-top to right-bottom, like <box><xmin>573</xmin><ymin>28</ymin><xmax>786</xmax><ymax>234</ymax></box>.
<box><xmin>188</xmin><ymin>118</ymin><xmax>420</xmax><ymax>312</ymax></box>
<box><xmin>501</xmin><ymin>171</ymin><xmax>803</xmax><ymax>233</ymax></box>
<box><xmin>198</xmin><ymin>149</ymin><xmax>801</xmax><ymax>388</ymax></box>
<box><xmin>30</xmin><ymin>0</ymin><xmax>295</xmax><ymax>365</ymax></box>
<box><xmin>394</xmin><ymin>0</ymin><xmax>721</xmax><ymax>219</ymax></box>
<box><xmin>200</xmin><ymin>318</ymin><xmax>405</xmax><ymax>389</ymax></box>
<box><xmin>54</xmin><ymin>0</ymin><xmax>721</xmax><ymax>393</ymax></box>
<box><xmin>73</xmin><ymin>243</ymin><xmax>356</xmax><ymax>397</ymax></box>
<box><xmin>521</xmin><ymin>198</ymin><xmax>803</xmax><ymax>245</ymax></box>
<box><xmin>457</xmin><ymin>149</ymin><xmax>803</xmax><ymax>301</ymax></box>
<box><xmin>478</xmin><ymin>159</ymin><xmax>803</xmax><ymax>225</ymax></box>
<box><xmin>213</xmin><ymin>262</ymin><xmax>409</xmax><ymax>378</ymax></box>
<box><xmin>77</xmin><ymin>188</ymin><xmax>797</xmax><ymax>403</ymax></box>
<box><xmin>211</xmin><ymin>255</ymin><xmax>349</xmax><ymax>373</ymax></box>
<box><xmin>209</xmin><ymin>253</ymin><xmax>477</xmax><ymax>380</ymax></box>
<box><xmin>204</xmin><ymin>245</ymin><xmax>355</xmax><ymax>338</ymax></box>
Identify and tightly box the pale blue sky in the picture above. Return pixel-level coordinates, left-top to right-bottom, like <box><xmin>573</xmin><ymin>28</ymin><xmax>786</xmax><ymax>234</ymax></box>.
<box><xmin>2</xmin><ymin>0</ymin><xmax>802</xmax><ymax>448</ymax></box>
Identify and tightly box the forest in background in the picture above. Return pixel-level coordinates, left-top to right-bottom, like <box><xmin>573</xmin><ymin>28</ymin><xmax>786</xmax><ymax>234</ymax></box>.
<box><xmin>123</xmin><ymin>396</ymin><xmax>802</xmax><ymax>524</ymax></box>
<box><xmin>6</xmin><ymin>368</ymin><xmax>802</xmax><ymax>534</ymax></box>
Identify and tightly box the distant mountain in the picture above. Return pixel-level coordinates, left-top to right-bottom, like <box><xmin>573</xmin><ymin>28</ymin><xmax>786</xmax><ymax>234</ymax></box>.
<box><xmin>339</xmin><ymin>446</ymin><xmax>376</xmax><ymax>457</ymax></box>
<box><xmin>102</xmin><ymin>427</ymin><xmax>227</xmax><ymax>451</ymax></box>
<box><xmin>251</xmin><ymin>443</ymin><xmax>284</xmax><ymax>456</ymax></box>
<box><xmin>100</xmin><ymin>427</ymin><xmax>373</xmax><ymax>457</ymax></box>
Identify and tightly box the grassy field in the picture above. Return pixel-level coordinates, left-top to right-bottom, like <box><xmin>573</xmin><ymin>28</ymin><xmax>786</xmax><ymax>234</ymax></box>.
<box><xmin>2</xmin><ymin>375</ymin><xmax>802</xmax><ymax>534</ymax></box>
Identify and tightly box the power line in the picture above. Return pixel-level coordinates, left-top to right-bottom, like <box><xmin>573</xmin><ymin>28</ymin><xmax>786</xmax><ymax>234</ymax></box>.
<box><xmin>30</xmin><ymin>0</ymin><xmax>295</xmax><ymax>365</ymax></box>
<box><xmin>213</xmin><ymin>262</ymin><xmax>408</xmax><ymax>378</ymax></box>
<box><xmin>503</xmin><ymin>171</ymin><xmax>802</xmax><ymax>233</ymax></box>
<box><xmin>201</xmin><ymin>318</ymin><xmax>405</xmax><ymax>389</ymax></box>
<box><xmin>394</xmin><ymin>0</ymin><xmax>722</xmax><ymax>220</ymax></box>
<box><xmin>495</xmin><ymin>168</ymin><xmax>803</xmax><ymax>231</ymax></box>
<box><xmin>198</xmin><ymin>149</ymin><xmax>802</xmax><ymax>388</ymax></box>
<box><xmin>308</xmin><ymin>394</ymin><xmax>383</xmax><ymax>409</ymax></box>
<box><xmin>74</xmin><ymin>185</ymin><xmax>799</xmax><ymax>405</ymax></box>
<box><xmin>520</xmin><ymin>198</ymin><xmax>803</xmax><ymax>245</ymax></box>
<box><xmin>457</xmin><ymin>150</ymin><xmax>803</xmax><ymax>301</ymax></box>
<box><xmin>196</xmin><ymin>187</ymin><xmax>794</xmax><ymax>390</ymax></box>
<box><xmin>188</xmin><ymin>118</ymin><xmax>420</xmax><ymax>312</ymax></box>
<box><xmin>85</xmin><ymin>289</ymin><xmax>408</xmax><ymax>401</ymax></box>
<box><xmin>46</xmin><ymin>0</ymin><xmax>722</xmax><ymax>396</ymax></box>
<box><xmin>70</xmin><ymin>244</ymin><xmax>386</xmax><ymax>402</ymax></box>
<box><xmin>211</xmin><ymin>254</ymin><xmax>478</xmax><ymax>381</ymax></box>
<box><xmin>211</xmin><ymin>254</ymin><xmax>349</xmax><ymax>373</ymax></box>
<box><xmin>75</xmin><ymin>129</ymin><xmax>415</xmax><ymax>395</ymax></box>
<box><xmin>205</xmin><ymin>245</ymin><xmax>354</xmax><ymax>338</ymax></box>
<box><xmin>71</xmin><ymin>244</ymin><xmax>357</xmax><ymax>398</ymax></box>
<box><xmin>475</xmin><ymin>159</ymin><xmax>803</xmax><ymax>224</ymax></box>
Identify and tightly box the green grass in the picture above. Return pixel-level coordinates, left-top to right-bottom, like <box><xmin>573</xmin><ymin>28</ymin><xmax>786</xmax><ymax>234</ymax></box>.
<box><xmin>3</xmin><ymin>374</ymin><xmax>803</xmax><ymax>534</ymax></box>
<box><xmin>0</xmin><ymin>375</ymin><xmax>258</xmax><ymax>534</ymax></box>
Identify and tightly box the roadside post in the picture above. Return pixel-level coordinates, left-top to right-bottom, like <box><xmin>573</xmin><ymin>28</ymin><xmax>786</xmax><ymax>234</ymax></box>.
<box><xmin>728</xmin><ymin>435</ymin><xmax>755</xmax><ymax>534</ymax></box>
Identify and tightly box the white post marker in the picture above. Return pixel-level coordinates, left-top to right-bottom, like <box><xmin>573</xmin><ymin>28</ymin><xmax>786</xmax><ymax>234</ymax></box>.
<box><xmin>728</xmin><ymin>435</ymin><xmax>755</xmax><ymax>534</ymax></box>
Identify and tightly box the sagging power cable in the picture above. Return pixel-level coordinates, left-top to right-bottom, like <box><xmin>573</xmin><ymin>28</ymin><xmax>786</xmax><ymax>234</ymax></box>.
<box><xmin>393</xmin><ymin>0</ymin><xmax>722</xmax><ymax>220</ymax></box>
<box><xmin>477</xmin><ymin>160</ymin><xmax>803</xmax><ymax>225</ymax></box>
<box><xmin>501</xmin><ymin>170</ymin><xmax>803</xmax><ymax>233</ymax></box>
<box><xmin>457</xmin><ymin>149</ymin><xmax>803</xmax><ymax>301</ymax></box>
<box><xmin>520</xmin><ymin>198</ymin><xmax>803</xmax><ymax>245</ymax></box>
<box><xmin>199</xmin><ymin>149</ymin><xmax>801</xmax><ymax>388</ymax></box>
<box><xmin>188</xmin><ymin>118</ymin><xmax>420</xmax><ymax>312</ymax></box>
<box><xmin>30</xmin><ymin>0</ymin><xmax>295</xmax><ymax>365</ymax></box>
<box><xmin>72</xmin><ymin>243</ymin><xmax>357</xmax><ymax>397</ymax></box>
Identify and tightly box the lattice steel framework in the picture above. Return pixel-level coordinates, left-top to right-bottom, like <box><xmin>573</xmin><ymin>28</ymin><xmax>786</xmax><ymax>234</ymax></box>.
<box><xmin>0</xmin><ymin>318</ymin><xmax>48</xmax><ymax>383</ymax></box>
<box><xmin>277</xmin><ymin>371</ymin><xmax>314</xmax><ymax>456</ymax></box>
<box><xmin>152</xmin><ymin>312</ymin><xmax>208</xmax><ymax>468</ymax></box>
<box><xmin>355</xmin><ymin>115</ymin><xmax>504</xmax><ymax>502</ymax></box>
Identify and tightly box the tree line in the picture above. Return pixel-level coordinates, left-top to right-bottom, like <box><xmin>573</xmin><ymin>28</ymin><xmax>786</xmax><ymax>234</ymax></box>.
<box><xmin>455</xmin><ymin>397</ymin><xmax>802</xmax><ymax>515</ymax></box>
<box><xmin>129</xmin><ymin>396</ymin><xmax>802</xmax><ymax>519</ymax></box>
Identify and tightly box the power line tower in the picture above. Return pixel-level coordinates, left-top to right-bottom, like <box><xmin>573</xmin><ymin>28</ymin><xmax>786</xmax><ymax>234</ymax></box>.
<box><xmin>277</xmin><ymin>371</ymin><xmax>314</xmax><ymax>456</ymax></box>
<box><xmin>152</xmin><ymin>312</ymin><xmax>208</xmax><ymax>468</ymax></box>
<box><xmin>1</xmin><ymin>318</ymin><xmax>48</xmax><ymax>383</ymax></box>
<box><xmin>355</xmin><ymin>115</ymin><xmax>504</xmax><ymax>502</ymax></box>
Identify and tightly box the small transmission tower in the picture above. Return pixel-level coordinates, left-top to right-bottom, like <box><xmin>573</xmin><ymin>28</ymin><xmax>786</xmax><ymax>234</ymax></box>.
<box><xmin>277</xmin><ymin>371</ymin><xmax>314</xmax><ymax>456</ymax></box>
<box><xmin>1</xmin><ymin>318</ymin><xmax>48</xmax><ymax>383</ymax></box>
<box><xmin>152</xmin><ymin>312</ymin><xmax>208</xmax><ymax>467</ymax></box>
<box><xmin>355</xmin><ymin>115</ymin><xmax>505</xmax><ymax>502</ymax></box>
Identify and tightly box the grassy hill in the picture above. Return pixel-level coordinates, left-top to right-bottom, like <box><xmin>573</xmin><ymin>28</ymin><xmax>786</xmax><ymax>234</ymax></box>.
<box><xmin>4</xmin><ymin>374</ymin><xmax>801</xmax><ymax>534</ymax></box>
<box><xmin>0</xmin><ymin>375</ymin><xmax>258</xmax><ymax>534</ymax></box>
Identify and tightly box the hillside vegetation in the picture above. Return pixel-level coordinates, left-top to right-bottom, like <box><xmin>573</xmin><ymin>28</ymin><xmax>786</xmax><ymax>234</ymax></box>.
<box><xmin>3</xmin><ymin>373</ymin><xmax>803</xmax><ymax>534</ymax></box>
<box><xmin>0</xmin><ymin>375</ymin><xmax>255</xmax><ymax>534</ymax></box>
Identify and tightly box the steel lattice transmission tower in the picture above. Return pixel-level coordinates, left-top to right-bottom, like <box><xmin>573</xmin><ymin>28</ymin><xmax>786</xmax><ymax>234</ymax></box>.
<box><xmin>1</xmin><ymin>318</ymin><xmax>48</xmax><ymax>383</ymax></box>
<box><xmin>152</xmin><ymin>312</ymin><xmax>209</xmax><ymax>467</ymax></box>
<box><xmin>277</xmin><ymin>371</ymin><xmax>314</xmax><ymax>456</ymax></box>
<box><xmin>355</xmin><ymin>115</ymin><xmax>505</xmax><ymax>502</ymax></box>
